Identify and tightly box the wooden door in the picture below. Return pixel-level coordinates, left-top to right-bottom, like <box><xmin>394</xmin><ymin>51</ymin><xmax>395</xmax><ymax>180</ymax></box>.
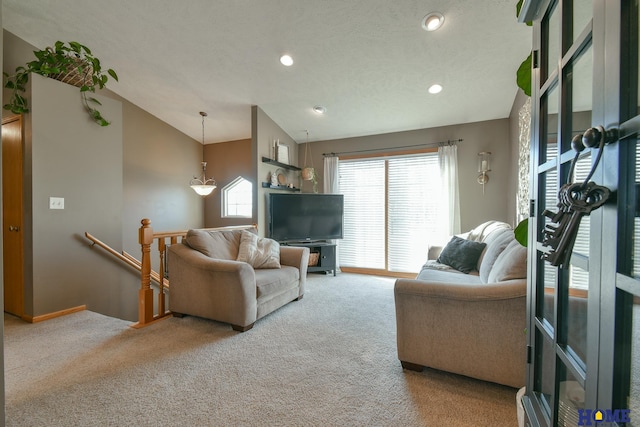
<box><xmin>3</xmin><ymin>116</ymin><xmax>24</xmax><ymax>317</ymax></box>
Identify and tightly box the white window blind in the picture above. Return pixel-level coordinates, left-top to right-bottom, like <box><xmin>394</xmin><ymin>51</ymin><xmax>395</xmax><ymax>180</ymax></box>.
<box><xmin>339</xmin><ymin>152</ymin><xmax>443</xmax><ymax>273</ymax></box>
<box><xmin>387</xmin><ymin>155</ymin><xmax>442</xmax><ymax>272</ymax></box>
<box><xmin>635</xmin><ymin>142</ymin><xmax>640</xmax><ymax>277</ymax></box>
<box><xmin>569</xmin><ymin>153</ymin><xmax>592</xmax><ymax>289</ymax></box>
<box><xmin>339</xmin><ymin>160</ymin><xmax>386</xmax><ymax>269</ymax></box>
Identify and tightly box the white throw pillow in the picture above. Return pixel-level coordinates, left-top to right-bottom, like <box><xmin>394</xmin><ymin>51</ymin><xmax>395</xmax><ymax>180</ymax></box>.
<box><xmin>236</xmin><ymin>230</ymin><xmax>281</xmax><ymax>269</ymax></box>
<box><xmin>487</xmin><ymin>240</ymin><xmax>527</xmax><ymax>283</ymax></box>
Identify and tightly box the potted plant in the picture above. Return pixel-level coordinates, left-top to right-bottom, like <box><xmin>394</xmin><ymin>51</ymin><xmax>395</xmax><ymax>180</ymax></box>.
<box><xmin>301</xmin><ymin>132</ymin><xmax>319</xmax><ymax>193</ymax></box>
<box><xmin>516</xmin><ymin>0</ymin><xmax>533</xmax><ymax>96</ymax></box>
<box><xmin>302</xmin><ymin>166</ymin><xmax>319</xmax><ymax>193</ymax></box>
<box><xmin>3</xmin><ymin>41</ymin><xmax>119</xmax><ymax>126</ymax></box>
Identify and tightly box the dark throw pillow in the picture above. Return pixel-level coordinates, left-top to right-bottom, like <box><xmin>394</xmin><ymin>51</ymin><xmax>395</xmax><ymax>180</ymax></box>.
<box><xmin>437</xmin><ymin>236</ymin><xmax>487</xmax><ymax>274</ymax></box>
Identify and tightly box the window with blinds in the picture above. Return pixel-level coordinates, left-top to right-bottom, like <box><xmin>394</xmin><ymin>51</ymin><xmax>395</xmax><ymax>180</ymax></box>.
<box><xmin>339</xmin><ymin>152</ymin><xmax>444</xmax><ymax>273</ymax></box>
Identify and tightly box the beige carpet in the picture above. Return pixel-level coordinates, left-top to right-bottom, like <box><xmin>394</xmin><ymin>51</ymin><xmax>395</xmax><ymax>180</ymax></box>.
<box><xmin>4</xmin><ymin>273</ymin><xmax>519</xmax><ymax>426</ymax></box>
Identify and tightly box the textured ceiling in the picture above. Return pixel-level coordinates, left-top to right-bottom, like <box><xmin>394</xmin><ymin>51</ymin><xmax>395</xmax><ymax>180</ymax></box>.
<box><xmin>3</xmin><ymin>0</ymin><xmax>532</xmax><ymax>144</ymax></box>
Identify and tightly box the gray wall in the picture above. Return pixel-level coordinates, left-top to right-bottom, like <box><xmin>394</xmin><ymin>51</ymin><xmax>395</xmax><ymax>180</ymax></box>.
<box><xmin>296</xmin><ymin>118</ymin><xmax>515</xmax><ymax>231</ymax></box>
<box><xmin>252</xmin><ymin>106</ymin><xmax>299</xmax><ymax>236</ymax></box>
<box><xmin>30</xmin><ymin>73</ymin><xmax>124</xmax><ymax>317</ymax></box>
<box><xmin>203</xmin><ymin>138</ymin><xmax>253</xmax><ymax>228</ymax></box>
<box><xmin>121</xmin><ymin>102</ymin><xmax>204</xmax><ymax>255</ymax></box>
<box><xmin>3</xmin><ymin>31</ymin><xmax>204</xmax><ymax>322</ymax></box>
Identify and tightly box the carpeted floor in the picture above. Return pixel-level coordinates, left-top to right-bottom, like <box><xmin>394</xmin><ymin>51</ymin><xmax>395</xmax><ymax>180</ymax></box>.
<box><xmin>4</xmin><ymin>273</ymin><xmax>519</xmax><ymax>426</ymax></box>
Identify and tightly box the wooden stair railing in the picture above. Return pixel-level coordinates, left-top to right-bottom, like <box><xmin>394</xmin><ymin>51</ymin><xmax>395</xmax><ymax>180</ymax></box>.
<box><xmin>88</xmin><ymin>218</ymin><xmax>256</xmax><ymax>329</ymax></box>
<box><xmin>84</xmin><ymin>232</ymin><xmax>164</xmax><ymax>286</ymax></box>
<box><xmin>85</xmin><ymin>219</ymin><xmax>185</xmax><ymax>328</ymax></box>
<box><xmin>135</xmin><ymin>218</ymin><xmax>188</xmax><ymax>328</ymax></box>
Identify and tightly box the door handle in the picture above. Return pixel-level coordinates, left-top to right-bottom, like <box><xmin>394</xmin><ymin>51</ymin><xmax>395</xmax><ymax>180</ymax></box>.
<box><xmin>8</xmin><ymin>225</ymin><xmax>20</xmax><ymax>232</ymax></box>
<box><xmin>582</xmin><ymin>125</ymin><xmax>619</xmax><ymax>148</ymax></box>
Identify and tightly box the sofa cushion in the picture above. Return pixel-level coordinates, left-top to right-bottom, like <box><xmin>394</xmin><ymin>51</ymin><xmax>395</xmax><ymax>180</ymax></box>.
<box><xmin>487</xmin><ymin>240</ymin><xmax>527</xmax><ymax>283</ymax></box>
<box><xmin>479</xmin><ymin>228</ymin><xmax>516</xmax><ymax>283</ymax></box>
<box><xmin>467</xmin><ymin>221</ymin><xmax>511</xmax><ymax>243</ymax></box>
<box><xmin>255</xmin><ymin>266</ymin><xmax>300</xmax><ymax>300</ymax></box>
<box><xmin>416</xmin><ymin>264</ymin><xmax>482</xmax><ymax>285</ymax></box>
<box><xmin>185</xmin><ymin>227</ymin><xmax>257</xmax><ymax>260</ymax></box>
<box><xmin>437</xmin><ymin>236</ymin><xmax>487</xmax><ymax>274</ymax></box>
<box><xmin>237</xmin><ymin>230</ymin><xmax>281</xmax><ymax>269</ymax></box>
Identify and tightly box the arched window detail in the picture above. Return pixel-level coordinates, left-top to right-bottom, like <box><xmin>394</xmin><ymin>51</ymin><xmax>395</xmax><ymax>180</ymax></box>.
<box><xmin>222</xmin><ymin>176</ymin><xmax>252</xmax><ymax>218</ymax></box>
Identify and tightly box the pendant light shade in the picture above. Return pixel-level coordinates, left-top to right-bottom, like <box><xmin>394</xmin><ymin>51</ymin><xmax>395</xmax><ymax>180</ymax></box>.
<box><xmin>190</xmin><ymin>112</ymin><xmax>216</xmax><ymax>196</ymax></box>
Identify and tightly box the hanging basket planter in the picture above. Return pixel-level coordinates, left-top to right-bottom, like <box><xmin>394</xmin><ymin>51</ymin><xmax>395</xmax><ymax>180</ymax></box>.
<box><xmin>49</xmin><ymin>57</ymin><xmax>94</xmax><ymax>88</ymax></box>
<box><xmin>302</xmin><ymin>167</ymin><xmax>315</xmax><ymax>181</ymax></box>
<box><xmin>3</xmin><ymin>41</ymin><xmax>118</xmax><ymax>126</ymax></box>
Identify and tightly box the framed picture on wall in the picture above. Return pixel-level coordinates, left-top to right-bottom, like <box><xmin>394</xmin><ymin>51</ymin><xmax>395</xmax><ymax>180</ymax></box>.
<box><xmin>276</xmin><ymin>143</ymin><xmax>290</xmax><ymax>164</ymax></box>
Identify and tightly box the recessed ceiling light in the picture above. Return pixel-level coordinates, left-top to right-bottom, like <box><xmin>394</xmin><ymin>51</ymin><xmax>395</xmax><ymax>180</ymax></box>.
<box><xmin>313</xmin><ymin>105</ymin><xmax>327</xmax><ymax>114</ymax></box>
<box><xmin>421</xmin><ymin>12</ymin><xmax>444</xmax><ymax>31</ymax></box>
<box><xmin>280</xmin><ymin>54</ymin><xmax>294</xmax><ymax>66</ymax></box>
<box><xmin>428</xmin><ymin>84</ymin><xmax>443</xmax><ymax>94</ymax></box>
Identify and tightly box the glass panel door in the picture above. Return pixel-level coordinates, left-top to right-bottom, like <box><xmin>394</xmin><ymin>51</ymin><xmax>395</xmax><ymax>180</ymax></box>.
<box><xmin>525</xmin><ymin>1</ymin><xmax>599</xmax><ymax>425</ymax></box>
<box><xmin>525</xmin><ymin>0</ymin><xmax>640</xmax><ymax>426</ymax></box>
<box><xmin>608</xmin><ymin>2</ymin><xmax>640</xmax><ymax>423</ymax></box>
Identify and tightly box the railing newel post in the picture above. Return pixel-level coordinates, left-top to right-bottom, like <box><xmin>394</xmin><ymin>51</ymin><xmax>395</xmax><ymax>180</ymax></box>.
<box><xmin>138</xmin><ymin>218</ymin><xmax>155</xmax><ymax>326</ymax></box>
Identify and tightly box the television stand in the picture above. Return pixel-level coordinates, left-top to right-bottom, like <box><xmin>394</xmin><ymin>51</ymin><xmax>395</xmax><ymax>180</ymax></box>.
<box><xmin>290</xmin><ymin>241</ymin><xmax>336</xmax><ymax>276</ymax></box>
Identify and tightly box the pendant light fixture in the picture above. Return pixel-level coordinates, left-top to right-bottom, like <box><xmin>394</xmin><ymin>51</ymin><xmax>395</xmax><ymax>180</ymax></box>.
<box><xmin>190</xmin><ymin>111</ymin><xmax>217</xmax><ymax>196</ymax></box>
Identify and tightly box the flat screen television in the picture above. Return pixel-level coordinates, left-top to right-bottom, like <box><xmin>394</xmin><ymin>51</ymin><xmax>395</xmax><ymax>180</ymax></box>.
<box><xmin>267</xmin><ymin>193</ymin><xmax>344</xmax><ymax>242</ymax></box>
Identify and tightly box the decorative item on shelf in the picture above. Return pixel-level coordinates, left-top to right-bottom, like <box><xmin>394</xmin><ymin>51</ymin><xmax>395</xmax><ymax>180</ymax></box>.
<box><xmin>190</xmin><ymin>112</ymin><xmax>217</xmax><ymax>196</ymax></box>
<box><xmin>477</xmin><ymin>151</ymin><xmax>492</xmax><ymax>193</ymax></box>
<box><xmin>270</xmin><ymin>170</ymin><xmax>279</xmax><ymax>187</ymax></box>
<box><xmin>275</xmin><ymin>168</ymin><xmax>287</xmax><ymax>186</ymax></box>
<box><xmin>3</xmin><ymin>41</ymin><xmax>119</xmax><ymax>126</ymax></box>
<box><xmin>302</xmin><ymin>130</ymin><xmax>319</xmax><ymax>193</ymax></box>
<box><xmin>275</xmin><ymin>141</ymin><xmax>290</xmax><ymax>165</ymax></box>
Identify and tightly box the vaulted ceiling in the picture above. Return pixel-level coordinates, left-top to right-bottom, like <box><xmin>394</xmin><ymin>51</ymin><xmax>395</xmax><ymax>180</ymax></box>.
<box><xmin>3</xmin><ymin>0</ymin><xmax>531</xmax><ymax>144</ymax></box>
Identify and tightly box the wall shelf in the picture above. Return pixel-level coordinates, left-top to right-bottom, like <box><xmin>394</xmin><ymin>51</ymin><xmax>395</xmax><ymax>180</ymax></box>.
<box><xmin>261</xmin><ymin>182</ymin><xmax>300</xmax><ymax>192</ymax></box>
<box><xmin>261</xmin><ymin>156</ymin><xmax>301</xmax><ymax>171</ymax></box>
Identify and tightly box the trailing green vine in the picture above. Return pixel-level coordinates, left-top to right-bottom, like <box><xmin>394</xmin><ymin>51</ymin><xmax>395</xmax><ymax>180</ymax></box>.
<box><xmin>3</xmin><ymin>41</ymin><xmax>118</xmax><ymax>126</ymax></box>
<box><xmin>516</xmin><ymin>0</ymin><xmax>533</xmax><ymax>96</ymax></box>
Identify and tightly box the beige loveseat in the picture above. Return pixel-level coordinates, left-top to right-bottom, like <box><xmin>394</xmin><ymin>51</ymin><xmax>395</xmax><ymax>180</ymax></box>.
<box><xmin>167</xmin><ymin>227</ymin><xmax>309</xmax><ymax>332</ymax></box>
<box><xmin>394</xmin><ymin>221</ymin><xmax>527</xmax><ymax>388</ymax></box>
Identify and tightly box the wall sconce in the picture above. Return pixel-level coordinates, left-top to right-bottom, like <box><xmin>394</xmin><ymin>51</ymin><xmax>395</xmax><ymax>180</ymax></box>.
<box><xmin>477</xmin><ymin>151</ymin><xmax>492</xmax><ymax>193</ymax></box>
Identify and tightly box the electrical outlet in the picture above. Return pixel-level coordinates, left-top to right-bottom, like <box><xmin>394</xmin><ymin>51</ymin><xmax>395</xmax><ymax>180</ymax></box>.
<box><xmin>49</xmin><ymin>197</ymin><xmax>64</xmax><ymax>210</ymax></box>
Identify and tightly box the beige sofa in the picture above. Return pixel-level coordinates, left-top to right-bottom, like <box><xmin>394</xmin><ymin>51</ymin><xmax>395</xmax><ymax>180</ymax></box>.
<box><xmin>394</xmin><ymin>221</ymin><xmax>527</xmax><ymax>388</ymax></box>
<box><xmin>167</xmin><ymin>227</ymin><xmax>309</xmax><ymax>332</ymax></box>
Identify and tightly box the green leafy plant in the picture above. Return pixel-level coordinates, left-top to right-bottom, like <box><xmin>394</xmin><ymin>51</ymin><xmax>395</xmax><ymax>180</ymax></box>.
<box><xmin>3</xmin><ymin>41</ymin><xmax>118</xmax><ymax>126</ymax></box>
<box><xmin>516</xmin><ymin>0</ymin><xmax>533</xmax><ymax>96</ymax></box>
<box><xmin>514</xmin><ymin>218</ymin><xmax>528</xmax><ymax>247</ymax></box>
<box><xmin>302</xmin><ymin>167</ymin><xmax>319</xmax><ymax>193</ymax></box>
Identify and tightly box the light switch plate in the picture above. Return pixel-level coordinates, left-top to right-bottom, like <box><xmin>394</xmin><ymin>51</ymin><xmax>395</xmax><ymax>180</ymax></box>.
<box><xmin>49</xmin><ymin>197</ymin><xmax>64</xmax><ymax>209</ymax></box>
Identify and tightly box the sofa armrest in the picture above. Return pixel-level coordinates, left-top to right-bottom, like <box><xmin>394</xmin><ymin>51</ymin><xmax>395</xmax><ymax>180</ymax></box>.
<box><xmin>394</xmin><ymin>277</ymin><xmax>526</xmax><ymax>388</ymax></box>
<box><xmin>279</xmin><ymin>245</ymin><xmax>310</xmax><ymax>271</ymax></box>
<box><xmin>427</xmin><ymin>245</ymin><xmax>443</xmax><ymax>260</ymax></box>
<box><xmin>280</xmin><ymin>246</ymin><xmax>310</xmax><ymax>296</ymax></box>
<box><xmin>168</xmin><ymin>243</ymin><xmax>257</xmax><ymax>327</ymax></box>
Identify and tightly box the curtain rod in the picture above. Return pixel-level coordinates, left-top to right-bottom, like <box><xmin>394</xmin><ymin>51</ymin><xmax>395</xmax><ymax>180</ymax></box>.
<box><xmin>322</xmin><ymin>138</ymin><xmax>463</xmax><ymax>157</ymax></box>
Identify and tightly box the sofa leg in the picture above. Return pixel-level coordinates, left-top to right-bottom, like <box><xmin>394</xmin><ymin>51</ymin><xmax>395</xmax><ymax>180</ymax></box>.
<box><xmin>231</xmin><ymin>323</ymin><xmax>254</xmax><ymax>332</ymax></box>
<box><xmin>401</xmin><ymin>361</ymin><xmax>424</xmax><ymax>372</ymax></box>
<box><xmin>295</xmin><ymin>295</ymin><xmax>304</xmax><ymax>301</ymax></box>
